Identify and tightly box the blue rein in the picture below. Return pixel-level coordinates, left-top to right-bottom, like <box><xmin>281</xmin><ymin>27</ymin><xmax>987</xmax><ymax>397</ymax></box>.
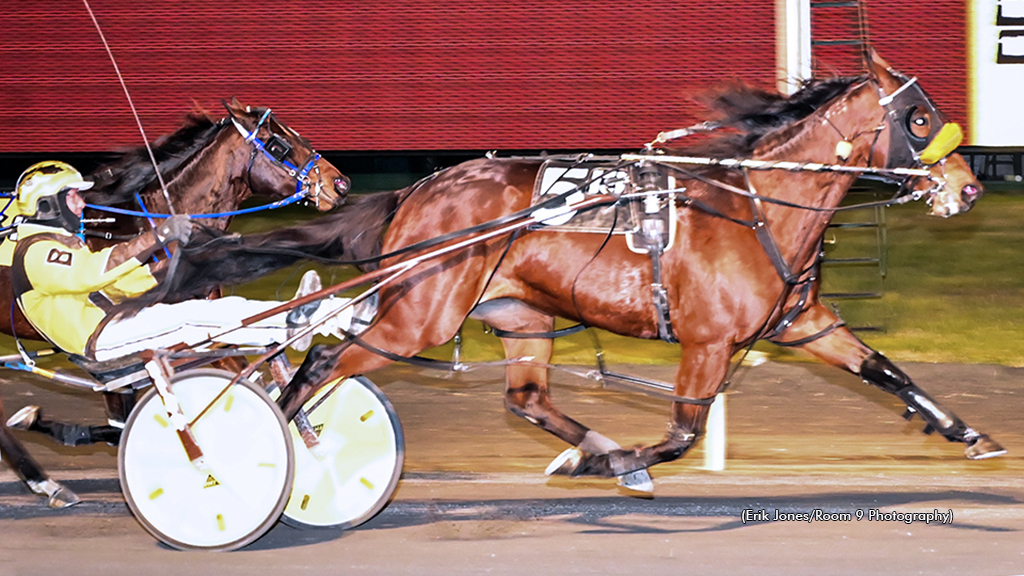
<box><xmin>84</xmin><ymin>188</ymin><xmax>308</xmax><ymax>220</ymax></box>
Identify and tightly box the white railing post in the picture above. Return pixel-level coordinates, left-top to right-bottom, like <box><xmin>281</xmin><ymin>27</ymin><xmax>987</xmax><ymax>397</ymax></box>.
<box><xmin>701</xmin><ymin>393</ymin><xmax>727</xmax><ymax>471</ymax></box>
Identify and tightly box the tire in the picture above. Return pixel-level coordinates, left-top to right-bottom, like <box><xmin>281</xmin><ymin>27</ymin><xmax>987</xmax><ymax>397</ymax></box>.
<box><xmin>282</xmin><ymin>376</ymin><xmax>404</xmax><ymax>529</ymax></box>
<box><xmin>119</xmin><ymin>369</ymin><xmax>294</xmax><ymax>551</ymax></box>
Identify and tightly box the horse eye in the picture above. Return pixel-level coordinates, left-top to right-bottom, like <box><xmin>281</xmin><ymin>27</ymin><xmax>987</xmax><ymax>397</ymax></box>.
<box><xmin>905</xmin><ymin>106</ymin><xmax>931</xmax><ymax>140</ymax></box>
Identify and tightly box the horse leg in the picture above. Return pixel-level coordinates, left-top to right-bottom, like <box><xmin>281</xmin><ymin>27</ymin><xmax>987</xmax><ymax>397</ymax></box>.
<box><xmin>7</xmin><ymin>390</ymin><xmax>133</xmax><ymax>447</ymax></box>
<box><xmin>468</xmin><ymin>299</ymin><xmax>654</xmax><ymax>491</ymax></box>
<box><xmin>279</xmin><ymin>287</ymin><xmax>477</xmax><ymax>419</ymax></box>
<box><xmin>559</xmin><ymin>341</ymin><xmax>731</xmax><ymax>477</ymax></box>
<box><xmin>527</xmin><ymin>337</ymin><xmax>730</xmax><ymax>484</ymax></box>
<box><xmin>280</xmin><ymin>237</ymin><xmax>513</xmax><ymax>417</ymax></box>
<box><xmin>770</xmin><ymin>303</ymin><xmax>1006</xmax><ymax>459</ymax></box>
<box><xmin>471</xmin><ymin>301</ymin><xmax>587</xmax><ymax>442</ymax></box>
<box><xmin>0</xmin><ymin>401</ymin><xmax>81</xmax><ymax>508</ymax></box>
<box><xmin>278</xmin><ymin>342</ymin><xmax>363</xmax><ymax>419</ymax></box>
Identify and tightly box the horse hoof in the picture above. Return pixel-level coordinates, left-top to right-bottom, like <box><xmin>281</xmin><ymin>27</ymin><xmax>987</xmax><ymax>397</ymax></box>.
<box><xmin>545</xmin><ymin>447</ymin><xmax>583</xmax><ymax>476</ymax></box>
<box><xmin>27</xmin><ymin>479</ymin><xmax>82</xmax><ymax>509</ymax></box>
<box><xmin>965</xmin><ymin>434</ymin><xmax>1007</xmax><ymax>460</ymax></box>
<box><xmin>6</xmin><ymin>405</ymin><xmax>40</xmax><ymax>431</ymax></box>
<box><xmin>47</xmin><ymin>485</ymin><xmax>82</xmax><ymax>509</ymax></box>
<box><xmin>617</xmin><ymin>469</ymin><xmax>654</xmax><ymax>494</ymax></box>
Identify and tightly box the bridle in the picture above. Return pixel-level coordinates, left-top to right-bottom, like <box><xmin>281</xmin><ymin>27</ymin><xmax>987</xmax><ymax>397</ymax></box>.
<box><xmin>872</xmin><ymin>72</ymin><xmax>965</xmax><ymax>206</ymax></box>
<box><xmin>229</xmin><ymin>107</ymin><xmax>342</xmax><ymax>207</ymax></box>
<box><xmin>878</xmin><ymin>74</ymin><xmax>963</xmax><ymax>168</ymax></box>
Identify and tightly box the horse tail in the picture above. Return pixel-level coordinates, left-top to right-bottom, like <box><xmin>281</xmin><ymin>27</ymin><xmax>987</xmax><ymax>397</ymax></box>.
<box><xmin>126</xmin><ymin>187</ymin><xmax>404</xmax><ymax>307</ymax></box>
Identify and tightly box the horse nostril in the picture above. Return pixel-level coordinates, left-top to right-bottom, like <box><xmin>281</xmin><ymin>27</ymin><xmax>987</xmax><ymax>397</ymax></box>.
<box><xmin>961</xmin><ymin>184</ymin><xmax>981</xmax><ymax>204</ymax></box>
<box><xmin>334</xmin><ymin>177</ymin><xmax>351</xmax><ymax>195</ymax></box>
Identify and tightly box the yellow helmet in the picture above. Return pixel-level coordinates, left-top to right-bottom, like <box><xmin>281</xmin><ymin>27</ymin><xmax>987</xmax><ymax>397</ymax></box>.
<box><xmin>15</xmin><ymin>161</ymin><xmax>93</xmax><ymax>220</ymax></box>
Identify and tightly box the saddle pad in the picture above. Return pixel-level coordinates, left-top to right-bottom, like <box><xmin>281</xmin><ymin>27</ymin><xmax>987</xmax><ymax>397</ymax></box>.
<box><xmin>529</xmin><ymin>159</ymin><xmax>633</xmax><ymax>234</ymax></box>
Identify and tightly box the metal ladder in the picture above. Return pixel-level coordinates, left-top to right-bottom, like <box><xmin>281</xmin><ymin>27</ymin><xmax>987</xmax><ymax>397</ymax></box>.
<box><xmin>809</xmin><ymin>0</ymin><xmax>869</xmax><ymax>76</ymax></box>
<box><xmin>810</xmin><ymin>0</ymin><xmax>888</xmax><ymax>332</ymax></box>
<box><xmin>820</xmin><ymin>186</ymin><xmax>888</xmax><ymax>333</ymax></box>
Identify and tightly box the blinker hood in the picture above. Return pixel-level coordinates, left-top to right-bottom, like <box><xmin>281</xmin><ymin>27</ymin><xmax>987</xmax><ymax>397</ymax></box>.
<box><xmin>879</xmin><ymin>76</ymin><xmax>963</xmax><ymax>167</ymax></box>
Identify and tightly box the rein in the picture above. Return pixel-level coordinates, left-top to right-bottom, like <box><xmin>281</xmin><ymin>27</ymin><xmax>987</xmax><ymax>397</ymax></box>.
<box><xmin>85</xmin><ymin>189</ymin><xmax>309</xmax><ymax>220</ymax></box>
<box><xmin>184</xmin><ymin>161</ymin><xmax>631</xmax><ymax>270</ymax></box>
<box><xmin>624</xmin><ymin>157</ymin><xmax>932</xmax><ymax>213</ymax></box>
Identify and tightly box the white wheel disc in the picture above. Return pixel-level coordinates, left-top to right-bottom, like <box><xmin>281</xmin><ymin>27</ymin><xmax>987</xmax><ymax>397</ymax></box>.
<box><xmin>119</xmin><ymin>369</ymin><xmax>294</xmax><ymax>551</ymax></box>
<box><xmin>283</xmin><ymin>376</ymin><xmax>403</xmax><ymax>529</ymax></box>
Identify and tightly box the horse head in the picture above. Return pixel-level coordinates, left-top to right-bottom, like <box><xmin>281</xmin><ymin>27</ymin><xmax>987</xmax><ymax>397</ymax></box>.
<box><xmin>223</xmin><ymin>97</ymin><xmax>349</xmax><ymax>211</ymax></box>
<box><xmin>865</xmin><ymin>49</ymin><xmax>982</xmax><ymax>217</ymax></box>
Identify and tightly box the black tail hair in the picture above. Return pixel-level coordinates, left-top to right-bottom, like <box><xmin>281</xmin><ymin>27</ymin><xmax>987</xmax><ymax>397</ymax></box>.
<box><xmin>118</xmin><ymin>188</ymin><xmax>402</xmax><ymax>312</ymax></box>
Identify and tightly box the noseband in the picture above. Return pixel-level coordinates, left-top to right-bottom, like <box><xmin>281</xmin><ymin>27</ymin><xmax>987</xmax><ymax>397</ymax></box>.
<box><xmin>230</xmin><ymin>108</ymin><xmax>327</xmax><ymax>206</ymax></box>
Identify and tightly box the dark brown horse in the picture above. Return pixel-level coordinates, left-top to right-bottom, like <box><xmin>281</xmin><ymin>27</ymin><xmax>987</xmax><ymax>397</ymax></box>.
<box><xmin>0</xmin><ymin>97</ymin><xmax>348</xmax><ymax>506</ymax></box>
<box><xmin>261</xmin><ymin>50</ymin><xmax>1002</xmax><ymax>488</ymax></box>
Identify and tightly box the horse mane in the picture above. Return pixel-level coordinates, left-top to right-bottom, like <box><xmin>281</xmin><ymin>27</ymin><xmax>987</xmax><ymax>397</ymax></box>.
<box><xmin>85</xmin><ymin>113</ymin><xmax>226</xmax><ymax>207</ymax></box>
<box><xmin>670</xmin><ymin>75</ymin><xmax>866</xmax><ymax>158</ymax></box>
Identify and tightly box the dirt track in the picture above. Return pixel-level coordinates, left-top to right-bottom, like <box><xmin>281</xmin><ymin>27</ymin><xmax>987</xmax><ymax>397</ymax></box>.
<box><xmin>2</xmin><ymin>360</ymin><xmax>1023</xmax><ymax>575</ymax></box>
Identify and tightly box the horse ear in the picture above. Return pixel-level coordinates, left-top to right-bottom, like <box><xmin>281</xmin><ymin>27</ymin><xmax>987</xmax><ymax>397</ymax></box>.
<box><xmin>864</xmin><ymin>48</ymin><xmax>902</xmax><ymax>95</ymax></box>
<box><xmin>223</xmin><ymin>97</ymin><xmax>247</xmax><ymax>117</ymax></box>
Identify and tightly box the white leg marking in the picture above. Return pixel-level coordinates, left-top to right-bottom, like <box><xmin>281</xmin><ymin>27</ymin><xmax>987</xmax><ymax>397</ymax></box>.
<box><xmin>578</xmin><ymin>430</ymin><xmax>621</xmax><ymax>455</ymax></box>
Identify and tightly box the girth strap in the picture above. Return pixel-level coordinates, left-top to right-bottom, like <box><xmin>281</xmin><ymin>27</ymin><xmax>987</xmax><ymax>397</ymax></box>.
<box><xmin>649</xmin><ymin>244</ymin><xmax>678</xmax><ymax>343</ymax></box>
<box><xmin>490</xmin><ymin>324</ymin><xmax>587</xmax><ymax>339</ymax></box>
<box><xmin>772</xmin><ymin>319</ymin><xmax>847</xmax><ymax>348</ymax></box>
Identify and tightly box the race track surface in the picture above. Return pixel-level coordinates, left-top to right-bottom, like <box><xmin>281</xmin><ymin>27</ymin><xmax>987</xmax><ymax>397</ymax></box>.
<box><xmin>2</xmin><ymin>360</ymin><xmax>1023</xmax><ymax>575</ymax></box>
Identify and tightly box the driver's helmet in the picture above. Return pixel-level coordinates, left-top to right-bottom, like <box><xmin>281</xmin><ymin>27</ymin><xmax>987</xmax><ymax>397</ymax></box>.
<box><xmin>14</xmin><ymin>161</ymin><xmax>93</xmax><ymax>220</ymax></box>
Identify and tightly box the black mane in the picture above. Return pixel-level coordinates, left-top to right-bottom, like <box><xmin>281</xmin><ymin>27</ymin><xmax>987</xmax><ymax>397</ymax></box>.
<box><xmin>85</xmin><ymin>114</ymin><xmax>226</xmax><ymax>206</ymax></box>
<box><xmin>673</xmin><ymin>75</ymin><xmax>865</xmax><ymax>158</ymax></box>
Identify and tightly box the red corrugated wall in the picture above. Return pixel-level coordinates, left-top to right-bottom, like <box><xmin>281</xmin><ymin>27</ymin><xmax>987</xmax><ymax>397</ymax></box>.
<box><xmin>812</xmin><ymin>0</ymin><xmax>968</xmax><ymax>142</ymax></box>
<box><xmin>0</xmin><ymin>0</ymin><xmax>966</xmax><ymax>153</ymax></box>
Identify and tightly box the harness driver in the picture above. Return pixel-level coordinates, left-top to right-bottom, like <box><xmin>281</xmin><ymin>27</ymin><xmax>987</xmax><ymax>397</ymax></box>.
<box><xmin>7</xmin><ymin>160</ymin><xmax>352</xmax><ymax>363</ymax></box>
<box><xmin>5</xmin><ymin>161</ymin><xmax>356</xmax><ymax>442</ymax></box>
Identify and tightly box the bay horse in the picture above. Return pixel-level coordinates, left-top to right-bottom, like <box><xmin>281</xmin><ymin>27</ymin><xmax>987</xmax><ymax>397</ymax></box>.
<box><xmin>0</xmin><ymin>97</ymin><xmax>348</xmax><ymax>507</ymax></box>
<box><xmin>275</xmin><ymin>50</ymin><xmax>1002</xmax><ymax>487</ymax></box>
<box><xmin>158</xmin><ymin>50</ymin><xmax>1006</xmax><ymax>491</ymax></box>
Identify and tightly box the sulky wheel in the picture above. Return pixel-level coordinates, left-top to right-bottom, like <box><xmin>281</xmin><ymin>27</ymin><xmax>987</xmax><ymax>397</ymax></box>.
<box><xmin>119</xmin><ymin>369</ymin><xmax>294</xmax><ymax>551</ymax></box>
<box><xmin>282</xmin><ymin>376</ymin><xmax>404</xmax><ymax>529</ymax></box>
